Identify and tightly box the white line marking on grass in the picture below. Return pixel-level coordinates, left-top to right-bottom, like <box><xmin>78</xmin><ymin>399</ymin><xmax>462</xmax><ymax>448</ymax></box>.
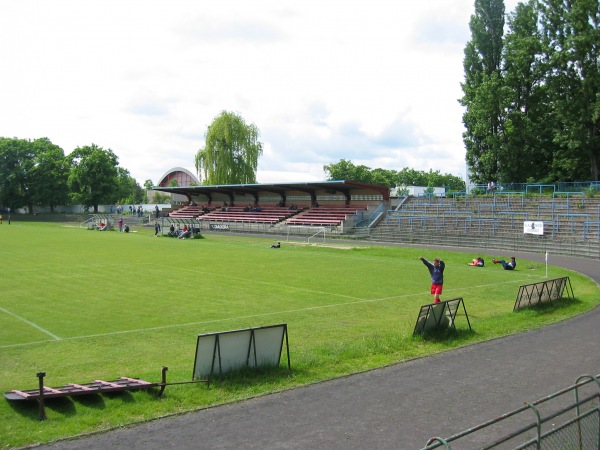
<box><xmin>0</xmin><ymin>276</ymin><xmax>545</xmax><ymax>350</ymax></box>
<box><xmin>0</xmin><ymin>306</ymin><xmax>61</xmax><ymax>341</ymax></box>
<box><xmin>153</xmin><ymin>263</ymin><xmax>366</xmax><ymax>301</ymax></box>
<box><xmin>0</xmin><ymin>292</ymin><xmax>424</xmax><ymax>349</ymax></box>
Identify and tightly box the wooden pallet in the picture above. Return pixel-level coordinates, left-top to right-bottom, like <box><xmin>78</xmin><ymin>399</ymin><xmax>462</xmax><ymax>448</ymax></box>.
<box><xmin>4</xmin><ymin>367</ymin><xmax>209</xmax><ymax>420</ymax></box>
<box><xmin>5</xmin><ymin>376</ymin><xmax>159</xmax><ymax>401</ymax></box>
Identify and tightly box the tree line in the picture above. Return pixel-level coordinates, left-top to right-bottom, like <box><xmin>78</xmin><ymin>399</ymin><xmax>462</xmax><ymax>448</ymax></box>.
<box><xmin>0</xmin><ymin>137</ymin><xmax>147</xmax><ymax>213</ymax></box>
<box><xmin>323</xmin><ymin>159</ymin><xmax>466</xmax><ymax>191</ymax></box>
<box><xmin>462</xmin><ymin>0</ymin><xmax>599</xmax><ymax>185</ymax></box>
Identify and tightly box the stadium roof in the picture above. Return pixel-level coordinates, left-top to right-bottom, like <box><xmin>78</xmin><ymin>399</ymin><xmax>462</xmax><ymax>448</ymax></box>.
<box><xmin>153</xmin><ymin>180</ymin><xmax>390</xmax><ymax>204</ymax></box>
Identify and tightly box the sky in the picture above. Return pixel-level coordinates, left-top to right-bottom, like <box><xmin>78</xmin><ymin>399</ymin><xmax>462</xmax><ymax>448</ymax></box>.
<box><xmin>0</xmin><ymin>0</ymin><xmax>521</xmax><ymax>186</ymax></box>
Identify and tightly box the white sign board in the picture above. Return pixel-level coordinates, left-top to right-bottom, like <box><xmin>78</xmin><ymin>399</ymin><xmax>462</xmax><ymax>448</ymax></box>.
<box><xmin>193</xmin><ymin>324</ymin><xmax>289</xmax><ymax>379</ymax></box>
<box><xmin>524</xmin><ymin>221</ymin><xmax>544</xmax><ymax>235</ymax></box>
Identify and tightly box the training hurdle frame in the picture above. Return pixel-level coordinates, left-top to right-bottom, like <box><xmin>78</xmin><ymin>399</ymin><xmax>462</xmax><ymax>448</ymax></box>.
<box><xmin>513</xmin><ymin>276</ymin><xmax>574</xmax><ymax>311</ymax></box>
<box><xmin>193</xmin><ymin>324</ymin><xmax>291</xmax><ymax>380</ymax></box>
<box><xmin>413</xmin><ymin>298</ymin><xmax>472</xmax><ymax>336</ymax></box>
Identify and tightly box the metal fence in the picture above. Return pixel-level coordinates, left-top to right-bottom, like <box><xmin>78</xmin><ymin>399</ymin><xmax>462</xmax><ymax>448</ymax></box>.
<box><xmin>421</xmin><ymin>374</ymin><xmax>600</xmax><ymax>450</ymax></box>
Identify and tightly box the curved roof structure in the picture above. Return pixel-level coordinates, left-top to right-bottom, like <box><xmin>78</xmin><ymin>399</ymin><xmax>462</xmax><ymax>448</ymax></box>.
<box><xmin>157</xmin><ymin>167</ymin><xmax>200</xmax><ymax>187</ymax></box>
<box><xmin>153</xmin><ymin>180</ymin><xmax>389</xmax><ymax>205</ymax></box>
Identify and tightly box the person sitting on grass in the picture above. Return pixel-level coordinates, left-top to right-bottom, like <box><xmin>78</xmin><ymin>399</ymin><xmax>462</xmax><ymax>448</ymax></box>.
<box><xmin>179</xmin><ymin>225</ymin><xmax>192</xmax><ymax>239</ymax></box>
<box><xmin>270</xmin><ymin>242</ymin><xmax>281</xmax><ymax>248</ymax></box>
<box><xmin>467</xmin><ymin>256</ymin><xmax>484</xmax><ymax>267</ymax></box>
<box><xmin>98</xmin><ymin>221</ymin><xmax>107</xmax><ymax>231</ymax></box>
<box><xmin>493</xmin><ymin>256</ymin><xmax>516</xmax><ymax>270</ymax></box>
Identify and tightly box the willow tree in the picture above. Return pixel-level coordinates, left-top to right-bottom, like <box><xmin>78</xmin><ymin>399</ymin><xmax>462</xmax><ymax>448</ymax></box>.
<box><xmin>195</xmin><ymin>111</ymin><xmax>263</xmax><ymax>185</ymax></box>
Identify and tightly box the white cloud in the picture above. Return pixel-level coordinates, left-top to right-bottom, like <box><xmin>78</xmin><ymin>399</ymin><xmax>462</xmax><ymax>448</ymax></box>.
<box><xmin>0</xmin><ymin>0</ymin><xmax>522</xmax><ymax>186</ymax></box>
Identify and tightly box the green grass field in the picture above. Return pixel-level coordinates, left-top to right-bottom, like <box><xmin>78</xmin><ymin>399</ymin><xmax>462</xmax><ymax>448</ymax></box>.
<box><xmin>1</xmin><ymin>222</ymin><xmax>599</xmax><ymax>448</ymax></box>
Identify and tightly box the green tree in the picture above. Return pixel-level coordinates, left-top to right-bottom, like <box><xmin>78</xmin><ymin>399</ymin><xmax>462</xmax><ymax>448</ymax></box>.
<box><xmin>423</xmin><ymin>169</ymin><xmax>466</xmax><ymax>191</ymax></box>
<box><xmin>153</xmin><ymin>192</ymin><xmax>171</xmax><ymax>204</ymax></box>
<box><xmin>68</xmin><ymin>144</ymin><xmax>119</xmax><ymax>213</ymax></box>
<box><xmin>323</xmin><ymin>159</ymin><xmax>379</xmax><ymax>184</ymax></box>
<box><xmin>195</xmin><ymin>111</ymin><xmax>263</xmax><ymax>184</ymax></box>
<box><xmin>0</xmin><ymin>137</ymin><xmax>37</xmax><ymax>212</ymax></box>
<box><xmin>143</xmin><ymin>179</ymin><xmax>154</xmax><ymax>190</ymax></box>
<box><xmin>324</xmin><ymin>160</ymin><xmax>465</xmax><ymax>191</ymax></box>
<box><xmin>500</xmin><ymin>1</ymin><xmax>557</xmax><ymax>183</ymax></box>
<box><xmin>396</xmin><ymin>167</ymin><xmax>428</xmax><ymax>186</ymax></box>
<box><xmin>370</xmin><ymin>168</ymin><xmax>398</xmax><ymax>188</ymax></box>
<box><xmin>30</xmin><ymin>138</ymin><xmax>70</xmax><ymax>212</ymax></box>
<box><xmin>538</xmin><ymin>0</ymin><xmax>600</xmax><ymax>180</ymax></box>
<box><xmin>115</xmin><ymin>168</ymin><xmax>143</xmax><ymax>205</ymax></box>
<box><xmin>461</xmin><ymin>0</ymin><xmax>506</xmax><ymax>184</ymax></box>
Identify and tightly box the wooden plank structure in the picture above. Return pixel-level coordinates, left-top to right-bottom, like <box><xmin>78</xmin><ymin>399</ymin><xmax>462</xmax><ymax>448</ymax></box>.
<box><xmin>4</xmin><ymin>366</ymin><xmax>209</xmax><ymax>420</ymax></box>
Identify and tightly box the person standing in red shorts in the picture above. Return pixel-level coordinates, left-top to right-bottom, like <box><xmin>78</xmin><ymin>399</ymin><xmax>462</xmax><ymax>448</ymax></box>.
<box><xmin>419</xmin><ymin>256</ymin><xmax>445</xmax><ymax>303</ymax></box>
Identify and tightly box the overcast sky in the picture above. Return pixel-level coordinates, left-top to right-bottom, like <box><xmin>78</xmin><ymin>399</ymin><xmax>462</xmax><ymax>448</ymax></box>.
<box><xmin>0</xmin><ymin>0</ymin><xmax>520</xmax><ymax>186</ymax></box>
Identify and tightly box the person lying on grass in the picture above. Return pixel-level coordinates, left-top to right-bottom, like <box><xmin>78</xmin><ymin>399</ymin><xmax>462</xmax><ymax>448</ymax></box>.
<box><xmin>493</xmin><ymin>256</ymin><xmax>516</xmax><ymax>270</ymax></box>
<box><xmin>467</xmin><ymin>256</ymin><xmax>484</xmax><ymax>267</ymax></box>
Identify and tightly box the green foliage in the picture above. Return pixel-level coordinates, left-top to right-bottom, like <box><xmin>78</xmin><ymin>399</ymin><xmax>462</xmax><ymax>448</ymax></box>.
<box><xmin>501</xmin><ymin>2</ymin><xmax>555</xmax><ymax>183</ymax></box>
<box><xmin>323</xmin><ymin>159</ymin><xmax>466</xmax><ymax>191</ymax></box>
<box><xmin>0</xmin><ymin>137</ymin><xmax>38</xmax><ymax>212</ymax></box>
<box><xmin>0</xmin><ymin>136</ymin><xmax>141</xmax><ymax>212</ymax></box>
<box><xmin>195</xmin><ymin>111</ymin><xmax>263</xmax><ymax>184</ymax></box>
<box><xmin>461</xmin><ymin>0</ymin><xmax>505</xmax><ymax>184</ymax></box>
<box><xmin>115</xmin><ymin>167</ymin><xmax>144</xmax><ymax>204</ymax></box>
<box><xmin>1</xmin><ymin>224</ymin><xmax>598</xmax><ymax>447</ymax></box>
<box><xmin>462</xmin><ymin>0</ymin><xmax>600</xmax><ymax>183</ymax></box>
<box><xmin>538</xmin><ymin>0</ymin><xmax>600</xmax><ymax>181</ymax></box>
<box><xmin>153</xmin><ymin>192</ymin><xmax>171</xmax><ymax>203</ymax></box>
<box><xmin>30</xmin><ymin>138</ymin><xmax>71</xmax><ymax>212</ymax></box>
<box><xmin>67</xmin><ymin>144</ymin><xmax>119</xmax><ymax>213</ymax></box>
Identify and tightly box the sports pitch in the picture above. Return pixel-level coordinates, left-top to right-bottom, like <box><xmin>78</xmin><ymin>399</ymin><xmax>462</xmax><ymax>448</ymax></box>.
<box><xmin>1</xmin><ymin>222</ymin><xmax>599</xmax><ymax>447</ymax></box>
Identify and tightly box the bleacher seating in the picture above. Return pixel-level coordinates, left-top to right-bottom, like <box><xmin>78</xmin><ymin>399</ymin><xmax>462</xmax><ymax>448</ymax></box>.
<box><xmin>371</xmin><ymin>194</ymin><xmax>600</xmax><ymax>249</ymax></box>
<box><xmin>286</xmin><ymin>207</ymin><xmax>367</xmax><ymax>226</ymax></box>
<box><xmin>169</xmin><ymin>205</ymin><xmax>207</xmax><ymax>219</ymax></box>
<box><xmin>197</xmin><ymin>206</ymin><xmax>302</xmax><ymax>224</ymax></box>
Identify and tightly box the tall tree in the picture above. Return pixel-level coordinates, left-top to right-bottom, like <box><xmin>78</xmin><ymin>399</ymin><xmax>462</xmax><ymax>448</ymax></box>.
<box><xmin>68</xmin><ymin>144</ymin><xmax>119</xmax><ymax>213</ymax></box>
<box><xmin>195</xmin><ymin>111</ymin><xmax>263</xmax><ymax>184</ymax></box>
<box><xmin>461</xmin><ymin>0</ymin><xmax>506</xmax><ymax>184</ymax></box>
<box><xmin>0</xmin><ymin>137</ymin><xmax>37</xmax><ymax>212</ymax></box>
<box><xmin>30</xmin><ymin>138</ymin><xmax>70</xmax><ymax>212</ymax></box>
<box><xmin>538</xmin><ymin>0</ymin><xmax>600</xmax><ymax>180</ymax></box>
<box><xmin>115</xmin><ymin>167</ymin><xmax>143</xmax><ymax>204</ymax></box>
<box><xmin>501</xmin><ymin>1</ymin><xmax>556</xmax><ymax>182</ymax></box>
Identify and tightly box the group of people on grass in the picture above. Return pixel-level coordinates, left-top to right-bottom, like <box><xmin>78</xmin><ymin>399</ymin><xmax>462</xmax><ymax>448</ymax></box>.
<box><xmin>166</xmin><ymin>223</ymin><xmax>193</xmax><ymax>239</ymax></box>
<box><xmin>466</xmin><ymin>256</ymin><xmax>516</xmax><ymax>271</ymax></box>
<box><xmin>419</xmin><ymin>255</ymin><xmax>517</xmax><ymax>304</ymax></box>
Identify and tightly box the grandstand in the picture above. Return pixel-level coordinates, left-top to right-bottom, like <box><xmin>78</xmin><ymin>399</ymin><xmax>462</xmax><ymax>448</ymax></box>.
<box><xmin>150</xmin><ymin>180</ymin><xmax>600</xmax><ymax>257</ymax></box>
